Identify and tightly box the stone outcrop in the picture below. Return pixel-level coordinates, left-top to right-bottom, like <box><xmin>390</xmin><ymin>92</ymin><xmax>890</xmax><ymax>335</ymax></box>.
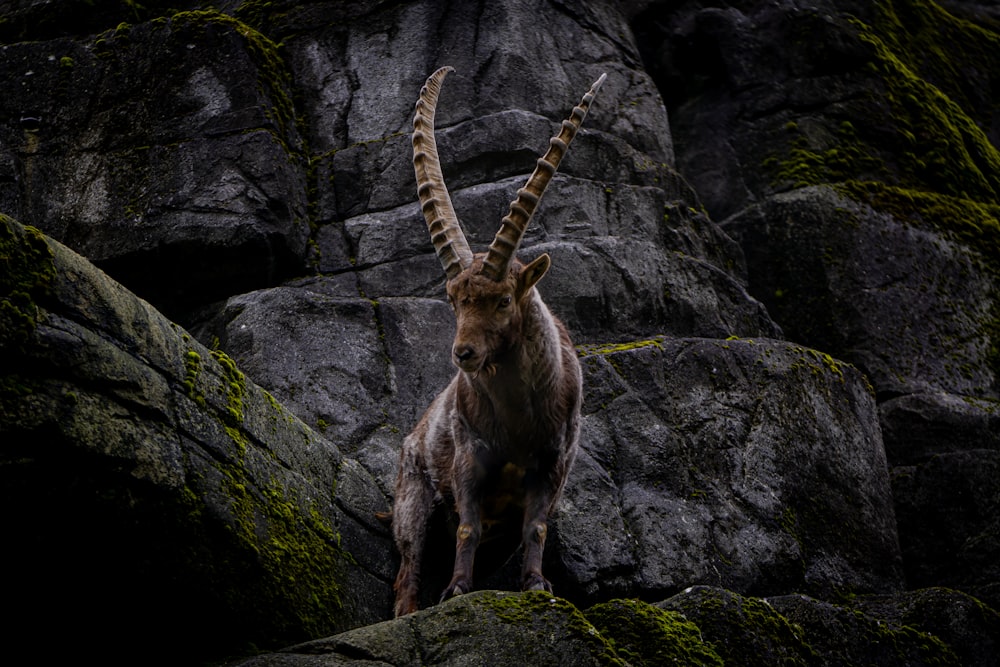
<box><xmin>0</xmin><ymin>13</ymin><xmax>310</xmax><ymax>322</ymax></box>
<box><xmin>236</xmin><ymin>587</ymin><xmax>999</xmax><ymax>667</ymax></box>
<box><xmin>0</xmin><ymin>214</ymin><xmax>391</xmax><ymax>662</ymax></box>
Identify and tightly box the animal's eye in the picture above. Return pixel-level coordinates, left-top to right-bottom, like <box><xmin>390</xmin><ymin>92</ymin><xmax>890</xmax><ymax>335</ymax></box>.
<box><xmin>498</xmin><ymin>295</ymin><xmax>512</xmax><ymax>309</ymax></box>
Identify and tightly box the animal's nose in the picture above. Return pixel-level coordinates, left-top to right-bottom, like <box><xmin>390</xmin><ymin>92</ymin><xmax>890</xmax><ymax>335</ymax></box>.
<box><xmin>454</xmin><ymin>345</ymin><xmax>476</xmax><ymax>363</ymax></box>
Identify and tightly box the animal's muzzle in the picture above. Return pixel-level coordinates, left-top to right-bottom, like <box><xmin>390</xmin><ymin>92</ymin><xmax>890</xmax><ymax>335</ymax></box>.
<box><xmin>453</xmin><ymin>344</ymin><xmax>483</xmax><ymax>373</ymax></box>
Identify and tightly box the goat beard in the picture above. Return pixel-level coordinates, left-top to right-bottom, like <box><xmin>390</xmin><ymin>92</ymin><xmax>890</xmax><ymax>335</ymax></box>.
<box><xmin>470</xmin><ymin>361</ymin><xmax>498</xmax><ymax>380</ymax></box>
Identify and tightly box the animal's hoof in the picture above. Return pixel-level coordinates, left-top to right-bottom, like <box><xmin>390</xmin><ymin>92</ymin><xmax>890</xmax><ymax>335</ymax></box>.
<box><xmin>440</xmin><ymin>579</ymin><xmax>471</xmax><ymax>602</ymax></box>
<box><xmin>521</xmin><ymin>573</ymin><xmax>553</xmax><ymax>593</ymax></box>
<box><xmin>394</xmin><ymin>601</ymin><xmax>418</xmax><ymax>618</ymax></box>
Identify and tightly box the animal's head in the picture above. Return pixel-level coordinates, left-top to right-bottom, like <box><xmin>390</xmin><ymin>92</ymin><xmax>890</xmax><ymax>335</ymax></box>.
<box><xmin>411</xmin><ymin>67</ymin><xmax>605</xmax><ymax>375</ymax></box>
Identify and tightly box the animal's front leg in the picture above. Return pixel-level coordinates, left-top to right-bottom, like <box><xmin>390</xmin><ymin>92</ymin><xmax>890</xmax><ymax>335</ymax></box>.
<box><xmin>520</xmin><ymin>471</ymin><xmax>559</xmax><ymax>593</ymax></box>
<box><xmin>440</xmin><ymin>450</ymin><xmax>484</xmax><ymax>602</ymax></box>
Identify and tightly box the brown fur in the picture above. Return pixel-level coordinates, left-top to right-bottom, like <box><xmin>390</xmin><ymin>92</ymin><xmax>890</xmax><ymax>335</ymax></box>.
<box><xmin>390</xmin><ymin>254</ymin><xmax>582</xmax><ymax>616</ymax></box>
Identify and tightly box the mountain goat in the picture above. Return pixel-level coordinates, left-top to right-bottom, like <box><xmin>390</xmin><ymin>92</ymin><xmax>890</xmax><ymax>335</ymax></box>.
<box><xmin>390</xmin><ymin>67</ymin><xmax>605</xmax><ymax>616</ymax></box>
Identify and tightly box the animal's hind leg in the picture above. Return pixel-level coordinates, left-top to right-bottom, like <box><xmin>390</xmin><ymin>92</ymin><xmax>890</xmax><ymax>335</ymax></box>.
<box><xmin>392</xmin><ymin>463</ymin><xmax>435</xmax><ymax>617</ymax></box>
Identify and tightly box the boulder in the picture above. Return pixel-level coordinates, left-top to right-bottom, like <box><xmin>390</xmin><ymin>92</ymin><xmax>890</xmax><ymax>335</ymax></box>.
<box><xmin>239</xmin><ymin>591</ymin><xmax>629</xmax><ymax>667</ymax></box>
<box><xmin>878</xmin><ymin>391</ymin><xmax>1000</xmax><ymax>607</ymax></box>
<box><xmin>0</xmin><ymin>12</ymin><xmax>310</xmax><ymax>323</ymax></box>
<box><xmin>892</xmin><ymin>450</ymin><xmax>1000</xmax><ymax>604</ymax></box>
<box><xmin>724</xmin><ymin>183</ymin><xmax>1000</xmax><ymax>603</ymax></box>
<box><xmin>852</xmin><ymin>587</ymin><xmax>1000</xmax><ymax>667</ymax></box>
<box><xmin>0</xmin><ymin>214</ymin><xmax>389</xmax><ymax>662</ymax></box>
<box><xmin>584</xmin><ymin>598</ymin><xmax>725</xmax><ymax>666</ymax></box>
<box><xmin>723</xmin><ymin>184</ymin><xmax>998</xmax><ymax>400</ymax></box>
<box><xmin>558</xmin><ymin>337</ymin><xmax>902</xmax><ymax>604</ymax></box>
<box><xmin>658</xmin><ymin>587</ymin><xmax>822</xmax><ymax>667</ymax></box>
<box><xmin>879</xmin><ymin>392</ymin><xmax>1000</xmax><ymax>466</ymax></box>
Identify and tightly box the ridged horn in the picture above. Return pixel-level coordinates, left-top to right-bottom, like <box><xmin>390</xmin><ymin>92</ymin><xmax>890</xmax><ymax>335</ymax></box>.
<box><xmin>480</xmin><ymin>72</ymin><xmax>607</xmax><ymax>282</ymax></box>
<box><xmin>413</xmin><ymin>66</ymin><xmax>473</xmax><ymax>280</ymax></box>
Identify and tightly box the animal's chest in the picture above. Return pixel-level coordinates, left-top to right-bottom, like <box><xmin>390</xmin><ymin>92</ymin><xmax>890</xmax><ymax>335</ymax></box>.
<box><xmin>479</xmin><ymin>461</ymin><xmax>530</xmax><ymax>529</ymax></box>
<box><xmin>475</xmin><ymin>388</ymin><xmax>559</xmax><ymax>453</ymax></box>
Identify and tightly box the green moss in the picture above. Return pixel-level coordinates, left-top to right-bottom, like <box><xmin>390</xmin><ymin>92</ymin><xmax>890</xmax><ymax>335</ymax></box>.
<box><xmin>870</xmin><ymin>0</ymin><xmax>1000</xmax><ymax>133</ymax></box>
<box><xmin>0</xmin><ymin>215</ymin><xmax>55</xmax><ymax>353</ymax></box>
<box><xmin>765</xmin><ymin>120</ymin><xmax>887</xmax><ymax>189</ymax></box>
<box><xmin>854</xmin><ymin>607</ymin><xmax>958</xmax><ymax>665</ymax></box>
<box><xmin>233</xmin><ymin>0</ymin><xmax>278</xmax><ymax>34</ymax></box>
<box><xmin>585</xmin><ymin>599</ymin><xmax>724</xmax><ymax>667</ymax></box>
<box><xmin>203</xmin><ymin>363</ymin><xmax>345</xmax><ymax>640</ymax></box>
<box><xmin>139</xmin><ymin>9</ymin><xmax>298</xmax><ymax>148</ymax></box>
<box><xmin>577</xmin><ymin>337</ymin><xmax>665</xmax><ymax>356</ymax></box>
<box><xmin>854</xmin><ymin>9</ymin><xmax>1000</xmax><ymax>201</ymax></box>
<box><xmin>805</xmin><ymin>349</ymin><xmax>846</xmax><ymax>382</ymax></box>
<box><xmin>836</xmin><ymin>181</ymin><xmax>1000</xmax><ymax>261</ymax></box>
<box><xmin>183</xmin><ymin>349</ymin><xmax>206</xmax><ymax>407</ymax></box>
<box><xmin>676</xmin><ymin>589</ymin><xmax>820</xmax><ymax>667</ymax></box>
<box><xmin>484</xmin><ymin>590</ymin><xmax>565</xmax><ymax>624</ymax></box>
<box><xmin>482</xmin><ymin>591</ymin><xmax>626</xmax><ymax>664</ymax></box>
<box><xmin>181</xmin><ymin>342</ymin><xmax>347</xmax><ymax>637</ymax></box>
<box><xmin>255</xmin><ymin>481</ymin><xmax>346</xmax><ymax>628</ymax></box>
<box><xmin>211</xmin><ymin>349</ymin><xmax>246</xmax><ymax>425</ymax></box>
<box><xmin>183</xmin><ymin>467</ymin><xmax>347</xmax><ymax>645</ymax></box>
<box><xmin>764</xmin><ymin>1</ymin><xmax>1000</xmax><ymax>202</ymax></box>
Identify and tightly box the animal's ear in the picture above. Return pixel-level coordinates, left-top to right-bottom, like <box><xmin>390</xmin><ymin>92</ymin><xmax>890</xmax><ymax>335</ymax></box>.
<box><xmin>517</xmin><ymin>253</ymin><xmax>551</xmax><ymax>298</ymax></box>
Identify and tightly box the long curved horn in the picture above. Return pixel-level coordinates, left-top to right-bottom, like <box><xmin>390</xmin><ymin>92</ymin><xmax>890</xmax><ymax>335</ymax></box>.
<box><xmin>480</xmin><ymin>72</ymin><xmax>607</xmax><ymax>282</ymax></box>
<box><xmin>413</xmin><ymin>66</ymin><xmax>473</xmax><ymax>280</ymax></box>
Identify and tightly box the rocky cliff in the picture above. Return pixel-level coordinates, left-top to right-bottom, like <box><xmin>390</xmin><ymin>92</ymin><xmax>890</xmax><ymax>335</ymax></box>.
<box><xmin>1</xmin><ymin>0</ymin><xmax>998</xmax><ymax>664</ymax></box>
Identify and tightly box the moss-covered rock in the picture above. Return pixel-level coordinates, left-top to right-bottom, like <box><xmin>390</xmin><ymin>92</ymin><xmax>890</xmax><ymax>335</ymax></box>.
<box><xmin>769</xmin><ymin>592</ymin><xmax>960</xmax><ymax>666</ymax></box>
<box><xmin>766</xmin><ymin>4</ymin><xmax>1000</xmax><ymax>202</ymax></box>
<box><xmin>561</xmin><ymin>336</ymin><xmax>901</xmax><ymax>604</ymax></box>
<box><xmin>852</xmin><ymin>587</ymin><xmax>1000</xmax><ymax>666</ymax></box>
<box><xmin>0</xmin><ymin>214</ymin><xmax>55</xmax><ymax>352</ymax></box>
<box><xmin>658</xmin><ymin>586</ymin><xmax>821</xmax><ymax>667</ymax></box>
<box><xmin>242</xmin><ymin>591</ymin><xmax>627</xmax><ymax>666</ymax></box>
<box><xmin>0</xmin><ymin>215</ymin><xmax>391</xmax><ymax>663</ymax></box>
<box><xmin>585</xmin><ymin>598</ymin><xmax>724</xmax><ymax>667</ymax></box>
<box><xmin>237</xmin><ymin>588</ymin><xmax>996</xmax><ymax>666</ymax></box>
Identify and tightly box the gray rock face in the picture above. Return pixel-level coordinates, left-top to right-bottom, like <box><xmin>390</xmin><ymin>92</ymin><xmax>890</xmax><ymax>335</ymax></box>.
<box><xmin>723</xmin><ymin>185</ymin><xmax>997</xmax><ymax>399</ymax></box>
<box><xmin>562</xmin><ymin>337</ymin><xmax>901</xmax><ymax>604</ymax></box>
<box><xmin>0</xmin><ymin>15</ymin><xmax>310</xmax><ymax>321</ymax></box>
<box><xmin>311</xmin><ymin>176</ymin><xmax>779</xmax><ymax>343</ymax></box>
<box><xmin>892</xmin><ymin>449</ymin><xmax>1000</xmax><ymax>595</ymax></box>
<box><xmin>852</xmin><ymin>587</ymin><xmax>1000</xmax><ymax>667</ymax></box>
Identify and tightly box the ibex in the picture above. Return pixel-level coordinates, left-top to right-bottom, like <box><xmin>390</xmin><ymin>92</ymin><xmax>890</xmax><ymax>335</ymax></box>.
<box><xmin>390</xmin><ymin>67</ymin><xmax>605</xmax><ymax>616</ymax></box>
